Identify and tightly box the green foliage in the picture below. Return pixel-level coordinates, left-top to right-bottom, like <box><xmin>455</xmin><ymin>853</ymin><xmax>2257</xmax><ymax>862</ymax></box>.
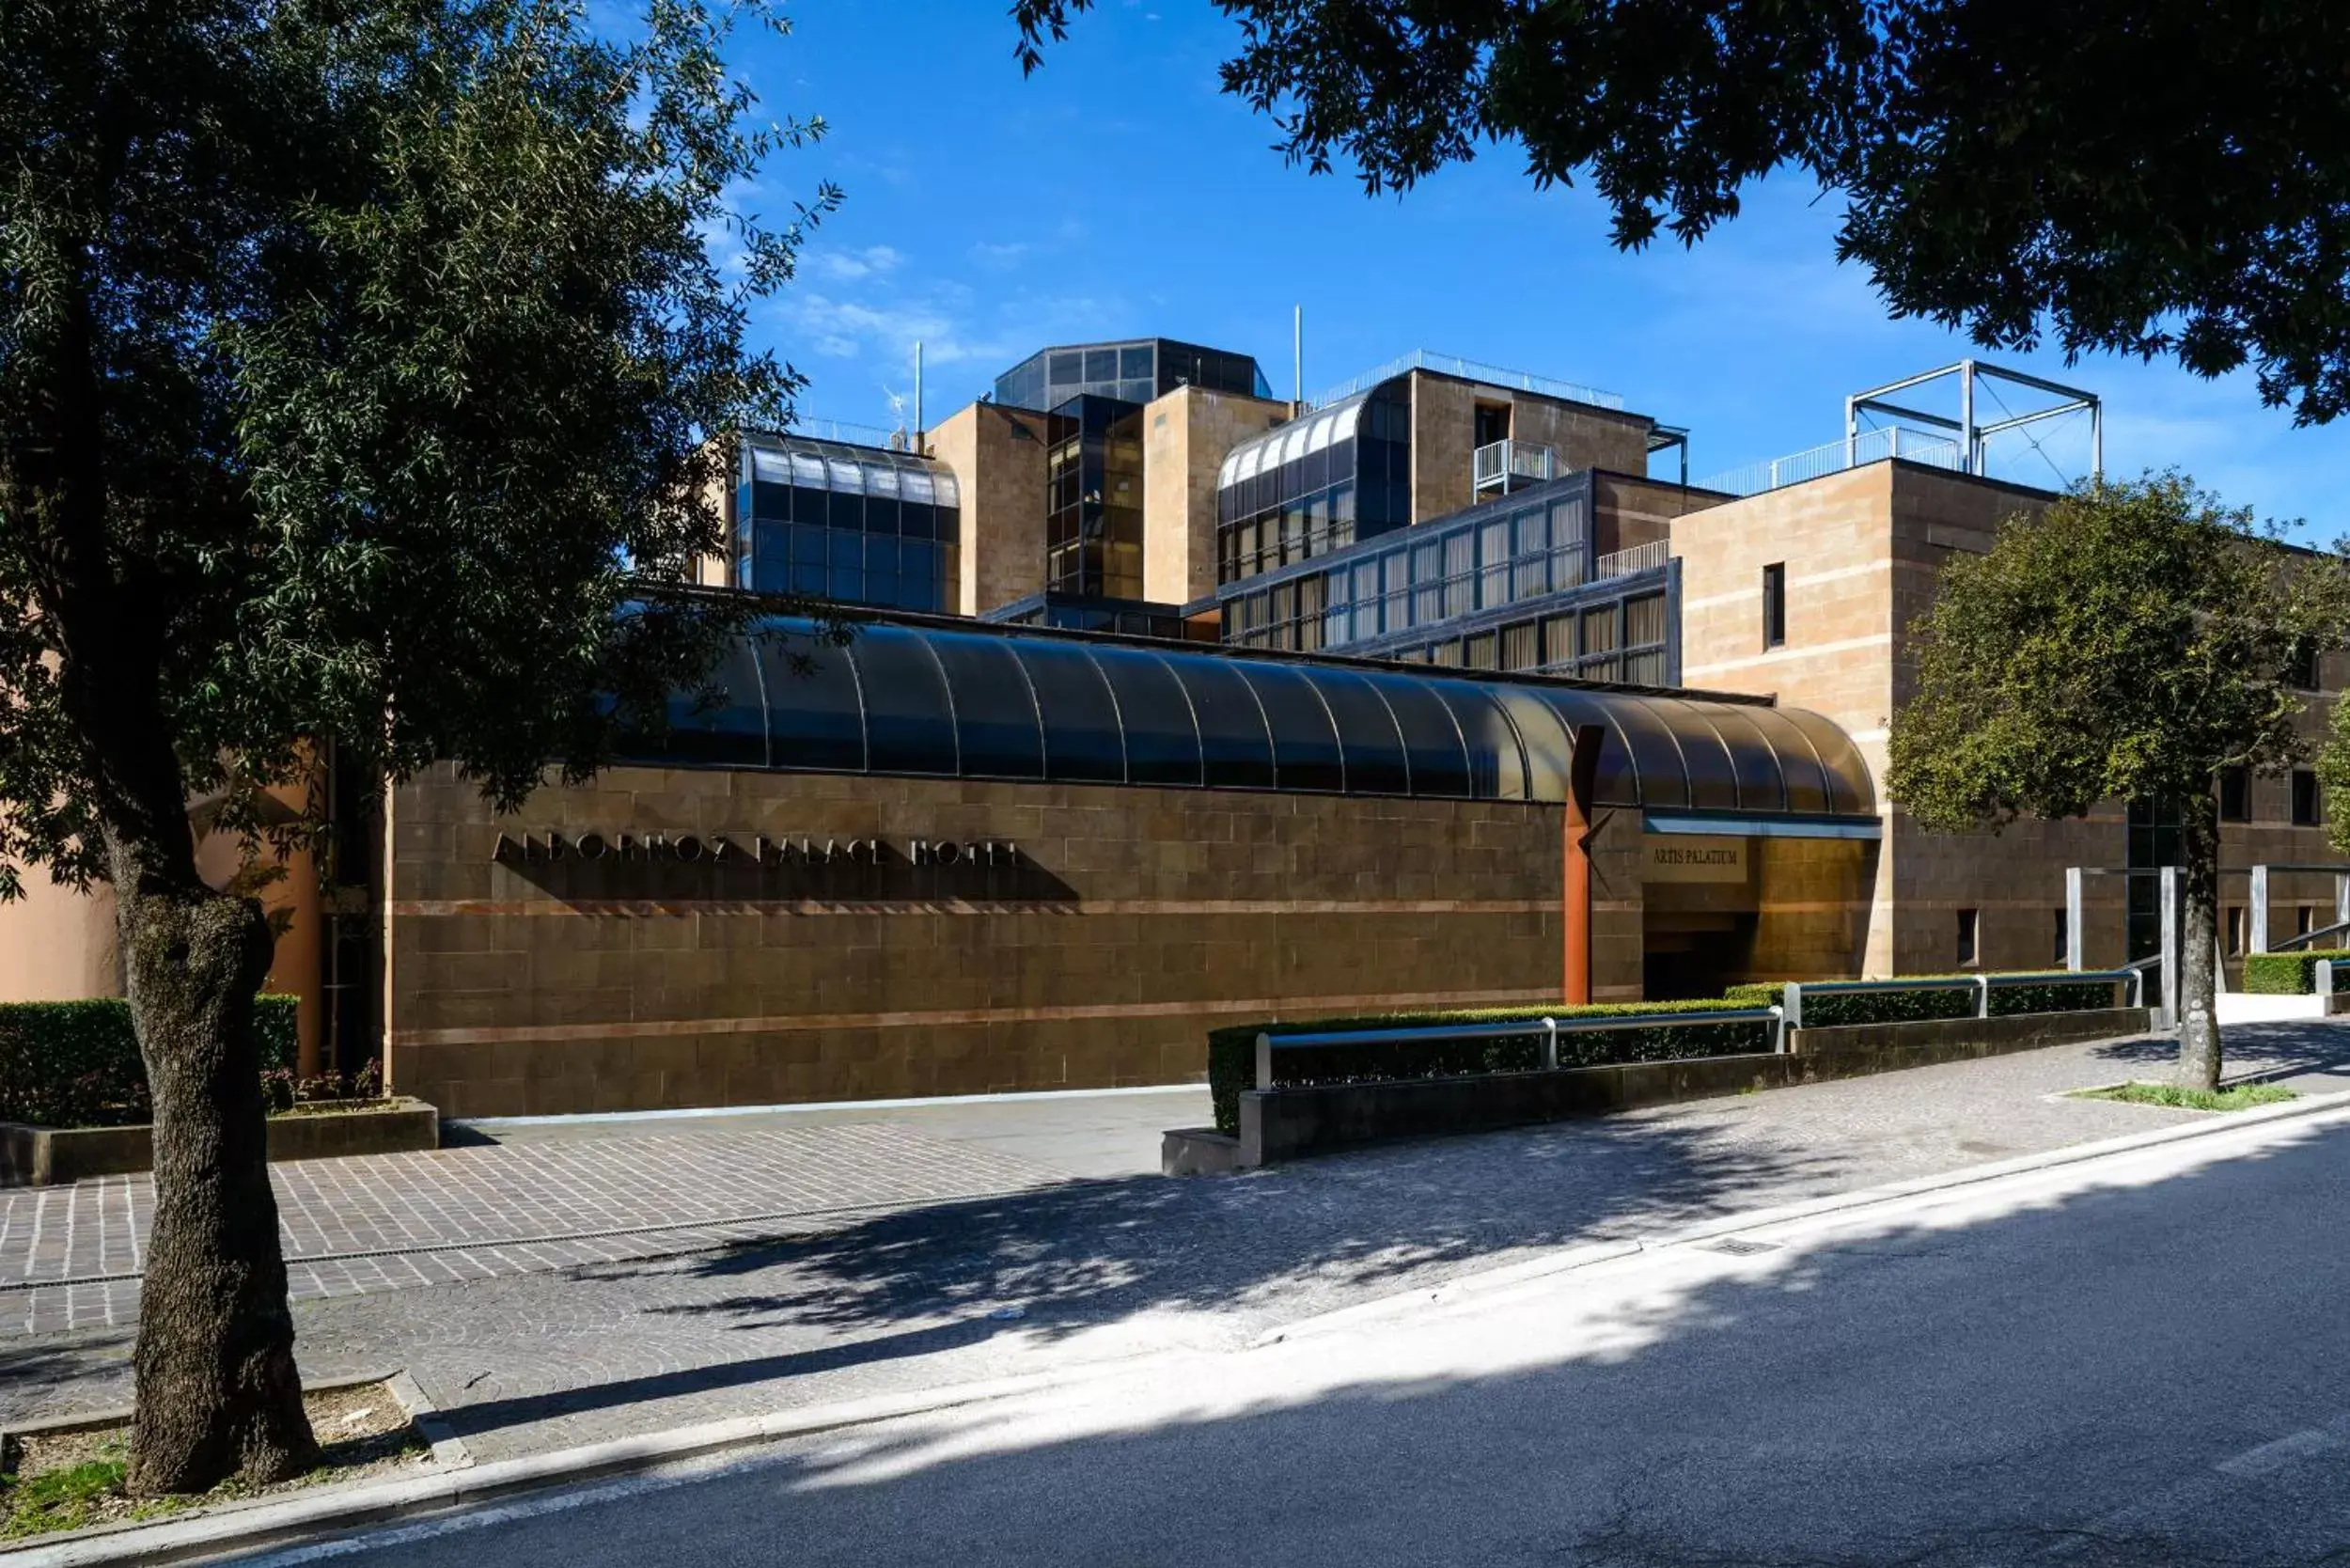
<box><xmin>1206</xmin><ymin>999</ymin><xmax>1773</xmax><ymax>1137</ymax></box>
<box><xmin>1727</xmin><ymin>975</ymin><xmax>2125</xmax><ymax>1026</ymax></box>
<box><xmin>0</xmin><ymin>996</ymin><xmax>299</xmax><ymax>1127</ymax></box>
<box><xmin>2240</xmin><ymin>950</ymin><xmax>2350</xmax><ymax>995</ymax></box>
<box><xmin>1889</xmin><ymin>476</ymin><xmax>2341</xmax><ymax>832</ymax></box>
<box><xmin>2078</xmin><ymin>1081</ymin><xmax>2297</xmax><ymax>1112</ymax></box>
<box><xmin>3</xmin><ymin>1458</ymin><xmax>132</xmax><ymax>1540</ymax></box>
<box><xmin>0</xmin><ymin>0</ymin><xmax>831</xmax><ymax>897</ymax></box>
<box><xmin>1018</xmin><ymin>0</ymin><xmax>2350</xmax><ymax>421</ymax></box>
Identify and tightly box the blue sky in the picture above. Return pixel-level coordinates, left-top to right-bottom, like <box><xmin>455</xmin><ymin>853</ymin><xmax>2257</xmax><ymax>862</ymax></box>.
<box><xmin>733</xmin><ymin>1</ymin><xmax>2344</xmax><ymax>535</ymax></box>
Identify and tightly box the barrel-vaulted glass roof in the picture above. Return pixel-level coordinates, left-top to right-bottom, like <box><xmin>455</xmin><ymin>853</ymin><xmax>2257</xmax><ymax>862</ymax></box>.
<box><xmin>635</xmin><ymin>617</ymin><xmax>1876</xmax><ymax>823</ymax></box>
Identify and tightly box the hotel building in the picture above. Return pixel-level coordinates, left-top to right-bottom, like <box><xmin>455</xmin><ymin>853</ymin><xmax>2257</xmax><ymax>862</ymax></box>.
<box><xmin>2</xmin><ymin>343</ymin><xmax>2338</xmax><ymax>1117</ymax></box>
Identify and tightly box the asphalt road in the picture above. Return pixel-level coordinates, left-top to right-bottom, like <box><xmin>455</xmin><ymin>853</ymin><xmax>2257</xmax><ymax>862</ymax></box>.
<box><xmin>240</xmin><ymin>1101</ymin><xmax>2350</xmax><ymax>1568</ymax></box>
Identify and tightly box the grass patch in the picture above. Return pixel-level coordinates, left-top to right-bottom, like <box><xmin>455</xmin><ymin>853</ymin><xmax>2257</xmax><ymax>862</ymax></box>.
<box><xmin>2076</xmin><ymin>1081</ymin><xmax>2300</xmax><ymax>1112</ymax></box>
<box><xmin>0</xmin><ymin>1381</ymin><xmax>428</xmax><ymax>1543</ymax></box>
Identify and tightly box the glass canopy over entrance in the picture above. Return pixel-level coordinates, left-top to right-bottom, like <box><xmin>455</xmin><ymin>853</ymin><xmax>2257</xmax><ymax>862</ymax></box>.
<box><xmin>630</xmin><ymin>616</ymin><xmax>1877</xmax><ymax>825</ymax></box>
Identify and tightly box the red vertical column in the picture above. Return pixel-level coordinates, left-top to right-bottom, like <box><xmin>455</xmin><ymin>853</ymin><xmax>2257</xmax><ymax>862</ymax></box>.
<box><xmin>1561</xmin><ymin>725</ymin><xmax>1605</xmax><ymax>1006</ymax></box>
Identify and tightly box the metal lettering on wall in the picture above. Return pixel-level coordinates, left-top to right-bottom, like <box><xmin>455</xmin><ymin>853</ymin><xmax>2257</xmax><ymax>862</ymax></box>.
<box><xmin>1643</xmin><ymin>835</ymin><xmax>1749</xmax><ymax>885</ymax></box>
<box><xmin>490</xmin><ymin>833</ymin><xmax>1019</xmax><ymax>869</ymax></box>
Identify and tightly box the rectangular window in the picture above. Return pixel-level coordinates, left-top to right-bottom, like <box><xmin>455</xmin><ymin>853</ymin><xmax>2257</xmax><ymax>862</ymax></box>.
<box><xmin>1625</xmin><ymin>592</ymin><xmax>1668</xmax><ymax>650</ymax></box>
<box><xmin>2298</xmin><ymin>904</ymin><xmax>2317</xmax><ymax>938</ymax></box>
<box><xmin>1501</xmin><ymin>621</ymin><xmax>1541</xmax><ymax>671</ymax></box>
<box><xmin>2226</xmin><ymin>905</ymin><xmax>2248</xmax><ymax>957</ymax></box>
<box><xmin>1762</xmin><ymin>562</ymin><xmax>1787</xmax><ymax>650</ymax></box>
<box><xmin>2053</xmin><ymin>907</ymin><xmax>2069</xmax><ymax>966</ymax></box>
<box><xmin>2294</xmin><ymin>768</ymin><xmax>2321</xmax><ymax>826</ymax></box>
<box><xmin>2289</xmin><ymin>636</ymin><xmax>2321</xmax><ymax>691</ymax></box>
<box><xmin>1956</xmin><ymin>908</ymin><xmax>1980</xmax><ymax>968</ymax></box>
<box><xmin>2219</xmin><ymin>765</ymin><xmax>2250</xmax><ymax>823</ymax></box>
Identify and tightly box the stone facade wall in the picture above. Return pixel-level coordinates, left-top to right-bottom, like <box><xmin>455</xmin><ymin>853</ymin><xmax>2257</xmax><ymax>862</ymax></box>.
<box><xmin>926</xmin><ymin>402</ymin><xmax>1049</xmax><ymax>617</ymax></box>
<box><xmin>1407</xmin><ymin>373</ymin><xmax>1654</xmax><ymax>524</ymax></box>
<box><xmin>1591</xmin><ymin>473</ymin><xmax>1724</xmax><ymax>559</ymax></box>
<box><xmin>1142</xmin><ymin>387</ymin><xmax>1289</xmax><ymax>606</ymax></box>
<box><xmin>384</xmin><ymin>765</ymin><xmax>1584</xmax><ymax>1117</ymax></box>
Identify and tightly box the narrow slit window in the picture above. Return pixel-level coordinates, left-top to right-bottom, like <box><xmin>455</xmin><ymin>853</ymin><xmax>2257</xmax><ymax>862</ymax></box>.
<box><xmin>1762</xmin><ymin>562</ymin><xmax>1787</xmax><ymax>650</ymax></box>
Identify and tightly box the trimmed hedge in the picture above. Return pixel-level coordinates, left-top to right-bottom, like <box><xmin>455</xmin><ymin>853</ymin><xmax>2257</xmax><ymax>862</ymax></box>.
<box><xmin>1724</xmin><ymin>973</ymin><xmax>2123</xmax><ymax>1027</ymax></box>
<box><xmin>2242</xmin><ymin>949</ymin><xmax>2350</xmax><ymax>995</ymax></box>
<box><xmin>0</xmin><ymin>996</ymin><xmax>300</xmax><ymax>1128</ymax></box>
<box><xmin>1207</xmin><ymin>1000</ymin><xmax>1774</xmax><ymax>1137</ymax></box>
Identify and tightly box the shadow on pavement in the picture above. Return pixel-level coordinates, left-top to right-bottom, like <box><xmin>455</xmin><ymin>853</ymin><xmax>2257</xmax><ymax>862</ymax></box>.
<box><xmin>360</xmin><ymin>1115</ymin><xmax>2350</xmax><ymax>1568</ymax></box>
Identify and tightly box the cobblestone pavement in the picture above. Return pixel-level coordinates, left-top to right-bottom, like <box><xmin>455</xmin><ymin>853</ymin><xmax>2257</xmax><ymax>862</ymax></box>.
<box><xmin>0</xmin><ymin>1123</ymin><xmax>1061</xmax><ymax>1336</ymax></box>
<box><xmin>6</xmin><ymin>1023</ymin><xmax>2345</xmax><ymax>1466</ymax></box>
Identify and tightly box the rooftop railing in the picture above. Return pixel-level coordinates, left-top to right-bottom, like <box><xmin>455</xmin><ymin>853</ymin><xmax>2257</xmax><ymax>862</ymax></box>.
<box><xmin>1695</xmin><ymin>426</ymin><xmax>1964</xmax><ymax>498</ymax></box>
<box><xmin>1594</xmin><ymin>538</ymin><xmax>1669</xmax><ymax>580</ymax></box>
<box><xmin>1308</xmin><ymin>350</ymin><xmax>1625</xmax><ymax>414</ymax></box>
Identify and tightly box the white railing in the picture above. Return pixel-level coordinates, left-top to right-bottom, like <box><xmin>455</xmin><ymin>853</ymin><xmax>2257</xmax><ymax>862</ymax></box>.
<box><xmin>1472</xmin><ymin>439</ymin><xmax>1558</xmax><ymax>490</ymax></box>
<box><xmin>1695</xmin><ymin>426</ymin><xmax>1965</xmax><ymax>498</ymax></box>
<box><xmin>782</xmin><ymin>416</ymin><xmax>912</xmax><ymax>450</ymax></box>
<box><xmin>1594</xmin><ymin>539</ymin><xmax>1669</xmax><ymax>580</ymax></box>
<box><xmin>1309</xmin><ymin>350</ymin><xmax>1624</xmax><ymax>413</ymax></box>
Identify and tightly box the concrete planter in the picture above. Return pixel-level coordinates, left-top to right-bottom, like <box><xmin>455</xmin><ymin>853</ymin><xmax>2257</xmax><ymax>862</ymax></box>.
<box><xmin>0</xmin><ymin>1098</ymin><xmax>439</xmax><ymax>1187</ymax></box>
<box><xmin>1236</xmin><ymin>1007</ymin><xmax>2152</xmax><ymax>1167</ymax></box>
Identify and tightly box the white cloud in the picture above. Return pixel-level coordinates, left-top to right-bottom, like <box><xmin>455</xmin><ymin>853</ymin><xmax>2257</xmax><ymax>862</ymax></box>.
<box><xmin>805</xmin><ymin>244</ymin><xmax>905</xmax><ymax>282</ymax></box>
<box><xmin>967</xmin><ymin>241</ymin><xmax>1032</xmax><ymax>271</ymax></box>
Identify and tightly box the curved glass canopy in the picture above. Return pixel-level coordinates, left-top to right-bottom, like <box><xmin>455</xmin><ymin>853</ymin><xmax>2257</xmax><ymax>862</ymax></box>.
<box><xmin>634</xmin><ymin>617</ymin><xmax>1876</xmax><ymax>818</ymax></box>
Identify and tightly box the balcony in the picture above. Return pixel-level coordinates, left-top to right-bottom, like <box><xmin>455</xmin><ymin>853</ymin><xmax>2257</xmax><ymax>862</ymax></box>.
<box><xmin>1472</xmin><ymin>438</ymin><xmax>1558</xmax><ymax>496</ymax></box>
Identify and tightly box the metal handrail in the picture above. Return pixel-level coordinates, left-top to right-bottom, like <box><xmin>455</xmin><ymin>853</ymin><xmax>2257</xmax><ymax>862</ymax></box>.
<box><xmin>1782</xmin><ymin>968</ymin><xmax>2140</xmax><ymax>1027</ymax></box>
<box><xmin>1253</xmin><ymin>1007</ymin><xmax>1784</xmax><ymax>1090</ymax></box>
<box><xmin>2270</xmin><ymin>919</ymin><xmax>2350</xmax><ymax>952</ymax></box>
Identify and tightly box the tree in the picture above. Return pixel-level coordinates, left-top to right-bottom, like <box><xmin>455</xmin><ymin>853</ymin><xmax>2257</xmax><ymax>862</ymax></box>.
<box><xmin>1015</xmin><ymin>0</ymin><xmax>2350</xmax><ymax>423</ymax></box>
<box><xmin>0</xmin><ymin>0</ymin><xmax>827</xmax><ymax>1493</ymax></box>
<box><xmin>1888</xmin><ymin>476</ymin><xmax>2343</xmax><ymax>1090</ymax></box>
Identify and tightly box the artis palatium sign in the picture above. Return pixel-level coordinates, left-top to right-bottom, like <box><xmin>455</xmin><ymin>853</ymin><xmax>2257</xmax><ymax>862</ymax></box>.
<box><xmin>492</xmin><ymin>831</ymin><xmax>1018</xmax><ymax>869</ymax></box>
<box><xmin>1643</xmin><ymin>835</ymin><xmax>1747</xmax><ymax>884</ymax></box>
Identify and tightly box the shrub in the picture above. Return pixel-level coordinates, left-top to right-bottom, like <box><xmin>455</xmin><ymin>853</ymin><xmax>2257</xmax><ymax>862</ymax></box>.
<box><xmin>1207</xmin><ymin>998</ymin><xmax>1774</xmax><ymax>1137</ymax></box>
<box><xmin>0</xmin><ymin>996</ymin><xmax>301</xmax><ymax>1128</ymax></box>
<box><xmin>2241</xmin><ymin>949</ymin><xmax>2350</xmax><ymax>995</ymax></box>
<box><xmin>1726</xmin><ymin>973</ymin><xmax>2124</xmax><ymax>1027</ymax></box>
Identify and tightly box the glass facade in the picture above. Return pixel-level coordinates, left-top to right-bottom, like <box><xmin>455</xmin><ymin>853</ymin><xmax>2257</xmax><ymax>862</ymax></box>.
<box><xmin>1214</xmin><ymin>379</ymin><xmax>1412</xmax><ymax>584</ymax></box>
<box><xmin>1212</xmin><ymin>470</ymin><xmax>1673</xmax><ymax>686</ymax></box>
<box><xmin>1045</xmin><ymin>396</ymin><xmax>1147</xmax><ymax>598</ymax></box>
<box><xmin>736</xmin><ymin>433</ymin><xmax>961</xmax><ymax>613</ymax></box>
<box><xmin>995</xmin><ymin>338</ymin><xmax>1272</xmax><ymax>414</ymax></box>
<box><xmin>628</xmin><ymin>615</ymin><xmax>1879</xmax><ymax>820</ymax></box>
<box><xmin>983</xmin><ymin>591</ymin><xmax>1202</xmax><ymax>642</ymax></box>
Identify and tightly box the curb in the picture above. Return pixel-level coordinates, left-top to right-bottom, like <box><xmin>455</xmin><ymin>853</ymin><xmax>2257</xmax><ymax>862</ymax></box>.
<box><xmin>1250</xmin><ymin>1083</ymin><xmax>2350</xmax><ymax>1346</ymax></box>
<box><xmin>0</xmin><ymin>1361</ymin><xmax>1156</xmax><ymax>1568</ymax></box>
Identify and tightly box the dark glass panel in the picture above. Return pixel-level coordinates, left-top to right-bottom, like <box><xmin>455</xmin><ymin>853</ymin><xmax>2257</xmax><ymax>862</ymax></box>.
<box><xmin>929</xmin><ymin>632</ymin><xmax>1044</xmax><ymax>779</ymax></box>
<box><xmin>1777</xmin><ymin>706</ymin><xmax>1875</xmax><ymax>815</ymax></box>
<box><xmin>1310</xmin><ymin>668</ymin><xmax>1411</xmax><ymax>795</ymax></box>
<box><xmin>1485</xmin><ymin>686</ymin><xmax>1579</xmax><ymax>804</ymax></box>
<box><xmin>1656</xmin><ymin>700</ymin><xmax>1742</xmax><ymax>810</ymax></box>
<box><xmin>1700</xmin><ymin>703</ymin><xmax>1792</xmax><ymax>811</ymax></box>
<box><xmin>1431</xmin><ymin>681</ymin><xmax>1526</xmax><ymax>799</ymax></box>
<box><xmin>1089</xmin><ymin>644</ymin><xmax>1202</xmax><ymax>786</ymax></box>
<box><xmin>752</xmin><ymin>479</ymin><xmax>792</xmax><ymax>521</ymax></box>
<box><xmin>1355</xmin><ymin>668</ymin><xmax>1470</xmax><ymax>797</ymax></box>
<box><xmin>933</xmin><ymin>504</ymin><xmax>961</xmax><ymax>546</ymax></box>
<box><xmin>1048</xmin><ymin>351</ymin><xmax>1081</xmax><ymax>384</ymax></box>
<box><xmin>1237</xmin><ymin>664</ymin><xmax>1344</xmax><ymax>792</ymax></box>
<box><xmin>843</xmin><ymin>623</ymin><xmax>957</xmax><ymax>775</ymax></box>
<box><xmin>646</xmin><ymin>634</ymin><xmax>767</xmax><ymax>767</ymax></box>
<box><xmin>1173</xmin><ymin>657</ymin><xmax>1276</xmax><ymax>789</ymax></box>
<box><xmin>755</xmin><ymin>623</ymin><xmax>865</xmax><ymax>773</ymax></box>
<box><xmin>1120</xmin><ymin>344</ymin><xmax>1153</xmax><ymax>379</ymax></box>
<box><xmin>1084</xmin><ymin>348</ymin><xmax>1118</xmax><ymax>381</ymax></box>
<box><xmin>1600</xmin><ymin>697</ymin><xmax>1693</xmax><ymax>808</ymax></box>
<box><xmin>864</xmin><ymin>496</ymin><xmax>899</xmax><ymax>536</ymax></box>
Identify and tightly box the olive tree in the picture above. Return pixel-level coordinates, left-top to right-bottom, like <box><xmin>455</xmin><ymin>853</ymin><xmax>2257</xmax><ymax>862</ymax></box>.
<box><xmin>1888</xmin><ymin>476</ymin><xmax>2343</xmax><ymax>1090</ymax></box>
<box><xmin>0</xmin><ymin>0</ymin><xmax>826</xmax><ymax>1493</ymax></box>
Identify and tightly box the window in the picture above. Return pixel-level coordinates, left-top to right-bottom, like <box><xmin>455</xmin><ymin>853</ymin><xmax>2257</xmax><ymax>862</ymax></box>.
<box><xmin>2294</xmin><ymin>768</ymin><xmax>2321</xmax><ymax>826</ymax></box>
<box><xmin>1956</xmin><ymin>908</ymin><xmax>1980</xmax><ymax>967</ymax></box>
<box><xmin>2219</xmin><ymin>765</ymin><xmax>2250</xmax><ymax>823</ymax></box>
<box><xmin>2053</xmin><ymin>907</ymin><xmax>2069</xmax><ymax>966</ymax></box>
<box><xmin>1474</xmin><ymin>403</ymin><xmax>1511</xmax><ymax>447</ymax></box>
<box><xmin>2226</xmin><ymin>905</ymin><xmax>2247</xmax><ymax>957</ymax></box>
<box><xmin>2288</xmin><ymin>636</ymin><xmax>2322</xmax><ymax>691</ymax></box>
<box><xmin>2299</xmin><ymin>904</ymin><xmax>2318</xmax><ymax>938</ymax></box>
<box><xmin>1762</xmin><ymin>562</ymin><xmax>1787</xmax><ymax>650</ymax></box>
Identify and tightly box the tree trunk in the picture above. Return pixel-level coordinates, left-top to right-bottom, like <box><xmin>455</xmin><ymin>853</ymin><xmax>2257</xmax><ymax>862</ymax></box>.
<box><xmin>2176</xmin><ymin>793</ymin><xmax>2224</xmax><ymax>1092</ymax></box>
<box><xmin>119</xmin><ymin>865</ymin><xmax>319</xmax><ymax>1495</ymax></box>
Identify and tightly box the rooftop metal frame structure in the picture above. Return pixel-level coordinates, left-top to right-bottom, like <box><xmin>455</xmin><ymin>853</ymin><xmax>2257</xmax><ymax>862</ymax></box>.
<box><xmin>1844</xmin><ymin>359</ymin><xmax>2102</xmax><ymax>483</ymax></box>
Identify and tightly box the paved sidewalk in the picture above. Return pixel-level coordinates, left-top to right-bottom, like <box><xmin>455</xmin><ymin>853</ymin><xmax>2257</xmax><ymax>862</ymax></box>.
<box><xmin>5</xmin><ymin>1022</ymin><xmax>2344</xmax><ymax>1466</ymax></box>
<box><xmin>0</xmin><ymin>1121</ymin><xmax>1080</xmax><ymax>1335</ymax></box>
